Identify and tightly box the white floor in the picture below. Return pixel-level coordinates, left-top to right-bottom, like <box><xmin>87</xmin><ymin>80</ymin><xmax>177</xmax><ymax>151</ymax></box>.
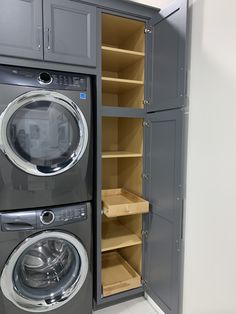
<box><xmin>95</xmin><ymin>297</ymin><xmax>158</xmax><ymax>314</ymax></box>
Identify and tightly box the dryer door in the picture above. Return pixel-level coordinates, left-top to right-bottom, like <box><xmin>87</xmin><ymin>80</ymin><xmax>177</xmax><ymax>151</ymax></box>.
<box><xmin>0</xmin><ymin>231</ymin><xmax>89</xmax><ymax>312</ymax></box>
<box><xmin>0</xmin><ymin>90</ymin><xmax>88</xmax><ymax>176</ymax></box>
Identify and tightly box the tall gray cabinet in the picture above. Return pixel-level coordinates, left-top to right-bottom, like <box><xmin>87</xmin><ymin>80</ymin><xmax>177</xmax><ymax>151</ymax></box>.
<box><xmin>94</xmin><ymin>2</ymin><xmax>188</xmax><ymax>314</ymax></box>
<box><xmin>0</xmin><ymin>1</ymin><xmax>188</xmax><ymax>314</ymax></box>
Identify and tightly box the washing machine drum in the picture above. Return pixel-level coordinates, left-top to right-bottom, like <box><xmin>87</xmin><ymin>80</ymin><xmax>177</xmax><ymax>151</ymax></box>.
<box><xmin>0</xmin><ymin>231</ymin><xmax>89</xmax><ymax>312</ymax></box>
<box><xmin>0</xmin><ymin>90</ymin><xmax>88</xmax><ymax>176</ymax></box>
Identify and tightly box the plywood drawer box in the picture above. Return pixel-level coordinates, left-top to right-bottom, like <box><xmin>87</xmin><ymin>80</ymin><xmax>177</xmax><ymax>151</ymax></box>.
<box><xmin>102</xmin><ymin>188</ymin><xmax>149</xmax><ymax>217</ymax></box>
<box><xmin>102</xmin><ymin>251</ymin><xmax>141</xmax><ymax>297</ymax></box>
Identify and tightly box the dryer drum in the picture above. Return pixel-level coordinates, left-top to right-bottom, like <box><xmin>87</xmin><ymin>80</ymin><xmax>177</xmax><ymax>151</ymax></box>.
<box><xmin>0</xmin><ymin>90</ymin><xmax>88</xmax><ymax>176</ymax></box>
<box><xmin>0</xmin><ymin>230</ymin><xmax>89</xmax><ymax>312</ymax></box>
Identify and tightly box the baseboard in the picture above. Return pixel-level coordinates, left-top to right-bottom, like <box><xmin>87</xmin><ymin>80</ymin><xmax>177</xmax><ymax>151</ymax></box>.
<box><xmin>145</xmin><ymin>293</ymin><xmax>165</xmax><ymax>314</ymax></box>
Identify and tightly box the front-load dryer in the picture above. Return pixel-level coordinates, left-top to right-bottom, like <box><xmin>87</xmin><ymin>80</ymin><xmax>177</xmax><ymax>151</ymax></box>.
<box><xmin>0</xmin><ymin>202</ymin><xmax>92</xmax><ymax>313</ymax></box>
<box><xmin>0</xmin><ymin>65</ymin><xmax>93</xmax><ymax>210</ymax></box>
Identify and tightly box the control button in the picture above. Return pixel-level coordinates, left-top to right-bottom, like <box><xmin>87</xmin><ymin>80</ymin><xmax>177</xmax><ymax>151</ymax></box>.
<box><xmin>73</xmin><ymin>77</ymin><xmax>80</xmax><ymax>86</ymax></box>
<box><xmin>53</xmin><ymin>75</ymin><xmax>58</xmax><ymax>84</ymax></box>
<box><xmin>38</xmin><ymin>72</ymin><xmax>53</xmax><ymax>85</ymax></box>
<box><xmin>40</xmin><ymin>210</ymin><xmax>55</xmax><ymax>225</ymax></box>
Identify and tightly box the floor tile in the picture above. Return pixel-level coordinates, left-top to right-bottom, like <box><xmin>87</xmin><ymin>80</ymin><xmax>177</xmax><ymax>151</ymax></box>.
<box><xmin>124</xmin><ymin>298</ymin><xmax>157</xmax><ymax>314</ymax></box>
<box><xmin>94</xmin><ymin>297</ymin><xmax>157</xmax><ymax>314</ymax></box>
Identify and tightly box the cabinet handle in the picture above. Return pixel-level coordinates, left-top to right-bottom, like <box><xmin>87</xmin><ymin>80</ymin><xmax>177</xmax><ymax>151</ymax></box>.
<box><xmin>36</xmin><ymin>26</ymin><xmax>41</xmax><ymax>50</ymax></box>
<box><xmin>47</xmin><ymin>28</ymin><xmax>51</xmax><ymax>50</ymax></box>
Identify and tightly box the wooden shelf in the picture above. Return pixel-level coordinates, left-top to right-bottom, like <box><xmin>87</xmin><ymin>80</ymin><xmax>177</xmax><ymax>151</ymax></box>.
<box><xmin>102</xmin><ymin>46</ymin><xmax>144</xmax><ymax>72</ymax></box>
<box><xmin>102</xmin><ymin>251</ymin><xmax>141</xmax><ymax>297</ymax></box>
<box><xmin>102</xmin><ymin>188</ymin><xmax>149</xmax><ymax>218</ymax></box>
<box><xmin>102</xmin><ymin>220</ymin><xmax>141</xmax><ymax>252</ymax></box>
<box><xmin>102</xmin><ymin>151</ymin><xmax>142</xmax><ymax>159</ymax></box>
<box><xmin>102</xmin><ymin>13</ymin><xmax>145</xmax><ymax>53</ymax></box>
<box><xmin>102</xmin><ymin>77</ymin><xmax>144</xmax><ymax>93</ymax></box>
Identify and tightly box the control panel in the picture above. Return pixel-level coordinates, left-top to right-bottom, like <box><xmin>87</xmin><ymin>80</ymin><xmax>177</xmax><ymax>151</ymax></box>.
<box><xmin>0</xmin><ymin>65</ymin><xmax>89</xmax><ymax>91</ymax></box>
<box><xmin>0</xmin><ymin>203</ymin><xmax>88</xmax><ymax>232</ymax></box>
<box><xmin>38</xmin><ymin>204</ymin><xmax>87</xmax><ymax>228</ymax></box>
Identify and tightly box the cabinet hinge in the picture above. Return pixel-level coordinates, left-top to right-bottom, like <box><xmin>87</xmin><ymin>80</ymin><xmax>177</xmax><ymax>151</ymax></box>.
<box><xmin>142</xmin><ymin>173</ymin><xmax>149</xmax><ymax>180</ymax></box>
<box><xmin>176</xmin><ymin>239</ymin><xmax>181</xmax><ymax>252</ymax></box>
<box><xmin>141</xmin><ymin>279</ymin><xmax>148</xmax><ymax>286</ymax></box>
<box><xmin>143</xmin><ymin>121</ymin><xmax>150</xmax><ymax>128</ymax></box>
<box><xmin>144</xmin><ymin>27</ymin><xmax>152</xmax><ymax>34</ymax></box>
<box><xmin>142</xmin><ymin>230</ymin><xmax>148</xmax><ymax>238</ymax></box>
<box><xmin>143</xmin><ymin>99</ymin><xmax>150</xmax><ymax>106</ymax></box>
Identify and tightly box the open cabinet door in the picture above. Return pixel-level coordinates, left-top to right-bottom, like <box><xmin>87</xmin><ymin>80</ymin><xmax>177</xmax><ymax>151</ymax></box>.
<box><xmin>143</xmin><ymin>109</ymin><xmax>184</xmax><ymax>314</ymax></box>
<box><xmin>147</xmin><ymin>0</ymin><xmax>188</xmax><ymax>112</ymax></box>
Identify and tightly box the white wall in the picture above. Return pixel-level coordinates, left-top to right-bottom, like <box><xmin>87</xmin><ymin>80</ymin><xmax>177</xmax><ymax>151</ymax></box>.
<box><xmin>128</xmin><ymin>0</ymin><xmax>236</xmax><ymax>313</ymax></box>
<box><xmin>183</xmin><ymin>0</ymin><xmax>236</xmax><ymax>313</ymax></box>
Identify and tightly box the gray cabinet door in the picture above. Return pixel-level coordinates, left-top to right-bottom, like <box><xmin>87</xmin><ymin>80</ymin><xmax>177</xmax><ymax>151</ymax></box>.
<box><xmin>147</xmin><ymin>0</ymin><xmax>188</xmax><ymax>112</ymax></box>
<box><xmin>43</xmin><ymin>0</ymin><xmax>96</xmax><ymax>67</ymax></box>
<box><xmin>144</xmin><ymin>109</ymin><xmax>184</xmax><ymax>314</ymax></box>
<box><xmin>0</xmin><ymin>0</ymin><xmax>43</xmax><ymax>60</ymax></box>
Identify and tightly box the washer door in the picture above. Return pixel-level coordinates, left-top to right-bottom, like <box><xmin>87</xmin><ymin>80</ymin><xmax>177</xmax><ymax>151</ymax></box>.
<box><xmin>0</xmin><ymin>90</ymin><xmax>88</xmax><ymax>176</ymax></box>
<box><xmin>0</xmin><ymin>231</ymin><xmax>89</xmax><ymax>312</ymax></box>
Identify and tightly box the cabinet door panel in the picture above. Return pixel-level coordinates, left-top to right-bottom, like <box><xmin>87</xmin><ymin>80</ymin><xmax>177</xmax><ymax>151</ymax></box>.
<box><xmin>0</xmin><ymin>0</ymin><xmax>43</xmax><ymax>60</ymax></box>
<box><xmin>44</xmin><ymin>0</ymin><xmax>96</xmax><ymax>67</ymax></box>
<box><xmin>144</xmin><ymin>109</ymin><xmax>184</xmax><ymax>314</ymax></box>
<box><xmin>147</xmin><ymin>0</ymin><xmax>188</xmax><ymax>112</ymax></box>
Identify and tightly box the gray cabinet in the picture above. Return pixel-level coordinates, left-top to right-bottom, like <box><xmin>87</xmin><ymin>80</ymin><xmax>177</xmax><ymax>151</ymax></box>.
<box><xmin>93</xmin><ymin>1</ymin><xmax>188</xmax><ymax>314</ymax></box>
<box><xmin>0</xmin><ymin>0</ymin><xmax>43</xmax><ymax>60</ymax></box>
<box><xmin>43</xmin><ymin>0</ymin><xmax>96</xmax><ymax>66</ymax></box>
<box><xmin>0</xmin><ymin>0</ymin><xmax>96</xmax><ymax>67</ymax></box>
<box><xmin>144</xmin><ymin>109</ymin><xmax>184</xmax><ymax>314</ymax></box>
<box><xmin>147</xmin><ymin>0</ymin><xmax>188</xmax><ymax>112</ymax></box>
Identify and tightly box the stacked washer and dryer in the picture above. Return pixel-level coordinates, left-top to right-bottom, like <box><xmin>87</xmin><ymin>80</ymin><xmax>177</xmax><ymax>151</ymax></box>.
<box><xmin>0</xmin><ymin>65</ymin><xmax>93</xmax><ymax>314</ymax></box>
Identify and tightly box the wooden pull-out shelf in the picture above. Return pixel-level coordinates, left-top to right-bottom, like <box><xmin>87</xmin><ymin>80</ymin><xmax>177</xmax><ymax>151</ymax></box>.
<box><xmin>102</xmin><ymin>151</ymin><xmax>142</xmax><ymax>159</ymax></box>
<box><xmin>102</xmin><ymin>251</ymin><xmax>141</xmax><ymax>297</ymax></box>
<box><xmin>102</xmin><ymin>220</ymin><xmax>141</xmax><ymax>252</ymax></box>
<box><xmin>102</xmin><ymin>188</ymin><xmax>149</xmax><ymax>217</ymax></box>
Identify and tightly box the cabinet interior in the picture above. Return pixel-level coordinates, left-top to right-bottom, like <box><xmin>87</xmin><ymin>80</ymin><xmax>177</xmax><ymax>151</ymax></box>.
<box><xmin>102</xmin><ymin>117</ymin><xmax>143</xmax><ymax>158</ymax></box>
<box><xmin>101</xmin><ymin>13</ymin><xmax>148</xmax><ymax>298</ymax></box>
<box><xmin>102</xmin><ymin>13</ymin><xmax>145</xmax><ymax>108</ymax></box>
<box><xmin>102</xmin><ymin>158</ymin><xmax>143</xmax><ymax>197</ymax></box>
<box><xmin>102</xmin><ymin>215</ymin><xmax>142</xmax><ymax>297</ymax></box>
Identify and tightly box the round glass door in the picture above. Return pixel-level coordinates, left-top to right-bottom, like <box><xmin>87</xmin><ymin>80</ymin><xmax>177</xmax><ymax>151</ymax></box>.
<box><xmin>0</xmin><ymin>91</ymin><xmax>88</xmax><ymax>176</ymax></box>
<box><xmin>0</xmin><ymin>231</ymin><xmax>88</xmax><ymax>312</ymax></box>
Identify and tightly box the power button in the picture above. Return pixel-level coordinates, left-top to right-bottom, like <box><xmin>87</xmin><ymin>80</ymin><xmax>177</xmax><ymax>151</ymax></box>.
<box><xmin>40</xmin><ymin>210</ymin><xmax>55</xmax><ymax>225</ymax></box>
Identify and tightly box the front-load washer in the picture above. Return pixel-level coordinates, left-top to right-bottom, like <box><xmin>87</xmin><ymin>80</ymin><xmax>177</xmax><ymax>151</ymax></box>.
<box><xmin>0</xmin><ymin>202</ymin><xmax>92</xmax><ymax>314</ymax></box>
<box><xmin>0</xmin><ymin>65</ymin><xmax>93</xmax><ymax>211</ymax></box>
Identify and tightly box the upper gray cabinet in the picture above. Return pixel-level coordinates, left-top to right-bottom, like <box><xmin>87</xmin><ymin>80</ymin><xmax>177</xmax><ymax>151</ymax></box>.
<box><xmin>0</xmin><ymin>0</ymin><xmax>96</xmax><ymax>67</ymax></box>
<box><xmin>147</xmin><ymin>0</ymin><xmax>188</xmax><ymax>112</ymax></box>
<box><xmin>0</xmin><ymin>0</ymin><xmax>43</xmax><ymax>60</ymax></box>
<box><xmin>43</xmin><ymin>0</ymin><xmax>96</xmax><ymax>67</ymax></box>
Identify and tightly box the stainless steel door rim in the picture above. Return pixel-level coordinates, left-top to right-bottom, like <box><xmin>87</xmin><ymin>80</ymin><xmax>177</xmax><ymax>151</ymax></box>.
<box><xmin>0</xmin><ymin>230</ymin><xmax>89</xmax><ymax>312</ymax></box>
<box><xmin>0</xmin><ymin>90</ymin><xmax>88</xmax><ymax>176</ymax></box>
